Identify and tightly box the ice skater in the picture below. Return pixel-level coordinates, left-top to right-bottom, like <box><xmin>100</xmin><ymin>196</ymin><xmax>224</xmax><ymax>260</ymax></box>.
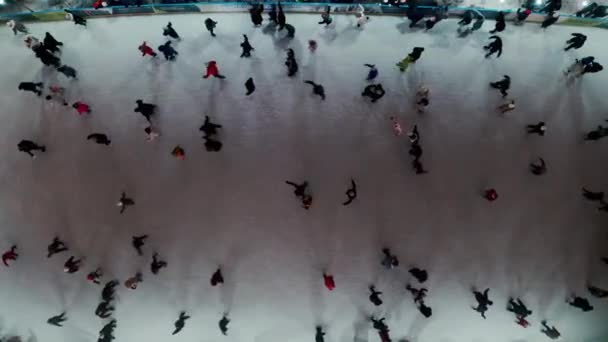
<box><xmin>72</xmin><ymin>101</ymin><xmax>91</xmax><ymax>115</ymax></box>
<box><xmin>117</xmin><ymin>191</ymin><xmax>135</xmax><ymax>214</ymax></box>
<box><xmin>57</xmin><ymin>65</ymin><xmax>78</xmax><ymax>79</ymax></box>
<box><xmin>47</xmin><ymin>237</ymin><xmax>68</xmax><ymax>258</ymax></box>
<box><xmin>205</xmin><ymin>18</ymin><xmax>218</xmax><ymax>37</ymax></box>
<box><xmin>268</xmin><ymin>4</ymin><xmax>278</xmax><ymax>24</ymax></box>
<box><xmin>409</xmin><ymin>142</ymin><xmax>422</xmax><ymax>161</ymax></box>
<box><xmin>472</xmin><ymin>288</ymin><xmax>493</xmax><ymax>319</ymax></box>
<box><xmin>43</xmin><ymin>32</ymin><xmax>62</xmax><ymax>53</ymax></box>
<box><xmin>541</xmin><ymin>12</ymin><xmax>560</xmax><ymax>29</ymax></box>
<box><xmin>396</xmin><ymin>47</ymin><xmax>424</xmax><ymax>72</ymax></box>
<box><xmin>138</xmin><ymin>41</ymin><xmax>157</xmax><ymax>58</ymax></box>
<box><xmin>204</xmin><ymin>136</ymin><xmax>223</xmax><ymax>152</ymax></box>
<box><xmin>18</xmin><ymin>82</ymin><xmax>43</xmax><ymax>96</ymax></box>
<box><xmin>489</xmin><ymin>11</ymin><xmax>505</xmax><ymax>33</ymax></box>
<box><xmin>484</xmin><ymin>188</ymin><xmax>498</xmax><ymax>201</ymax></box>
<box><xmin>158</xmin><ymin>41</ymin><xmax>178</xmax><ymax>61</ymax></box>
<box><xmin>342</xmin><ymin>179</ymin><xmax>357</xmax><ymax>205</ymax></box>
<box><xmin>318</xmin><ymin>5</ymin><xmax>333</xmax><ymax>27</ymax></box>
<box><xmin>412</xmin><ymin>159</ymin><xmax>428</xmax><ymax>174</ymax></box>
<box><xmin>46</xmin><ymin>84</ymin><xmax>68</xmax><ymax>105</ymax></box>
<box><xmin>364</xmin><ymin>64</ymin><xmax>378</xmax><ymax>81</ymax></box>
<box><xmin>355</xmin><ymin>4</ymin><xmax>370</xmax><ymax>28</ymax></box>
<box><xmin>497</xmin><ymin>99</ymin><xmax>515</xmax><ymax>114</ymax></box>
<box><xmin>87</xmin><ymin>267</ymin><xmax>103</xmax><ymax>284</ymax></box>
<box><xmin>416</xmin><ymin>86</ymin><xmax>430</xmax><ymax>113</ymax></box>
<box><xmin>409</xmin><ymin>124</ymin><xmax>420</xmax><ymax>144</ymax></box>
<box><xmin>425</xmin><ymin>5</ymin><xmax>447</xmax><ymax>30</ymax></box>
<box><xmin>87</xmin><ymin>133</ymin><xmax>111</xmax><ymax>146</ymax></box>
<box><xmin>211</xmin><ymin>267</ymin><xmax>224</xmax><ymax>286</ymax></box>
<box><xmin>302</xmin><ymin>194</ymin><xmax>313</xmax><ymax>210</ymax></box>
<box><xmin>370</xmin><ymin>316</ymin><xmax>388</xmax><ymax>332</ymax></box>
<box><xmin>526</xmin><ymin>122</ymin><xmax>546</xmax><ymax>136</ymax></box>
<box><xmin>381</xmin><ymin>248</ymin><xmax>399</xmax><ymax>269</ymax></box>
<box><xmin>304</xmin><ymin>80</ymin><xmax>326</xmax><ymax>100</ymax></box>
<box><xmin>285</xmin><ymin>180</ymin><xmax>308</xmax><ymax>198</ymax></box>
<box><xmin>369</xmin><ymin>285</ymin><xmax>383</xmax><ymax>306</ymax></box>
<box><xmin>145</xmin><ymin>126</ymin><xmax>160</xmax><ymax>142</ymax></box>
<box><xmin>65</xmin><ymin>10</ymin><xmax>87</xmax><ymax>27</ymax></box>
<box><xmin>134</xmin><ymin>99</ymin><xmax>156</xmax><ymax>123</ymax></box>
<box><xmin>47</xmin><ymin>312</ymin><xmax>67</xmax><ymax>327</ymax></box>
<box><xmin>406</xmin><ymin>284</ymin><xmax>427</xmax><ymax>304</ymax></box>
<box><xmin>95</xmin><ymin>301</ymin><xmax>114</xmax><ymax>318</ymax></box>
<box><xmin>245</xmin><ymin>77</ymin><xmax>255</xmax><ymax>96</ymax></box>
<box><xmin>484</xmin><ymin>35</ymin><xmax>502</xmax><ymax>58</ymax></box>
<box><xmin>32</xmin><ymin>43</ymin><xmax>61</xmax><ymax>67</ymax></box>
<box><xmin>18</xmin><ymin>140</ymin><xmax>46</xmax><ymax>158</ymax></box>
<box><xmin>285</xmin><ymin>49</ymin><xmax>298</xmax><ymax>77</ymax></box>
<box><xmin>63</xmin><ymin>256</ymin><xmax>82</xmax><ymax>273</ymax></box>
<box><xmin>99</xmin><ymin>319</ymin><xmax>117</xmax><ymax>341</ymax></box>
<box><xmin>172</xmin><ymin>311</ymin><xmax>190</xmax><ymax>335</ymax></box>
<box><xmin>529</xmin><ymin>157</ymin><xmax>546</xmax><ymax>175</ymax></box>
<box><xmin>132</xmin><ymin>235</ymin><xmax>148</xmax><ymax>255</ymax></box>
<box><xmin>219</xmin><ymin>314</ymin><xmax>230</xmax><ymax>335</ymax></box>
<box><xmin>163</xmin><ymin>22</ymin><xmax>180</xmax><ymax>40</ymax></box>
<box><xmin>361</xmin><ymin>84</ymin><xmax>385</xmax><ymax>103</ymax></box>
<box><xmin>284</xmin><ymin>23</ymin><xmax>296</xmax><ymax>38</ymax></box>
<box><xmin>308</xmin><ymin>40</ymin><xmax>317</xmax><ymax>52</ymax></box>
<box><xmin>249</xmin><ymin>3</ymin><xmax>263</xmax><ymax>26</ymax></box>
<box><xmin>582</xmin><ymin>187</ymin><xmax>604</xmax><ymax>201</ymax></box>
<box><xmin>418</xmin><ymin>301</ymin><xmax>433</xmax><ymax>318</ymax></box>
<box><xmin>507</xmin><ymin>297</ymin><xmax>532</xmax><ymax>318</ymax></box>
<box><xmin>323</xmin><ymin>273</ymin><xmax>335</xmax><ymax>291</ymax></box>
<box><xmin>540</xmin><ymin>320</ymin><xmax>561</xmax><ymax>339</ymax></box>
<box><xmin>277</xmin><ymin>2</ymin><xmax>286</xmax><ymax>30</ymax></box>
<box><xmin>2</xmin><ymin>245</ymin><xmax>18</xmax><ymax>266</ymax></box>
<box><xmin>7</xmin><ymin>20</ymin><xmax>28</xmax><ymax>35</ymax></box>
<box><xmin>584</xmin><ymin>122</ymin><xmax>608</xmax><ymax>141</ymax></box>
<box><xmin>514</xmin><ymin>6</ymin><xmax>531</xmax><ymax>24</ymax></box>
<box><xmin>200</xmin><ymin>116</ymin><xmax>222</xmax><ymax>137</ymax></box>
<box><xmin>125</xmin><ymin>271</ymin><xmax>143</xmax><ymax>289</ymax></box>
<box><xmin>203</xmin><ymin>61</ymin><xmax>226</xmax><ymax>79</ymax></box>
<box><xmin>315</xmin><ymin>326</ymin><xmax>326</xmax><ymax>342</ymax></box>
<box><xmin>240</xmin><ymin>34</ymin><xmax>254</xmax><ymax>57</ymax></box>
<box><xmin>151</xmin><ymin>253</ymin><xmax>167</xmax><ymax>274</ymax></box>
<box><xmin>588</xmin><ymin>285</ymin><xmax>608</xmax><ymax>298</ymax></box>
<box><xmin>567</xmin><ymin>294</ymin><xmax>593</xmax><ymax>311</ymax></box>
<box><xmin>409</xmin><ymin>267</ymin><xmax>428</xmax><ymax>283</ymax></box>
<box><xmin>390</xmin><ymin>116</ymin><xmax>403</xmax><ymax>136</ymax></box>
<box><xmin>490</xmin><ymin>75</ymin><xmax>510</xmax><ymax>97</ymax></box>
<box><xmin>102</xmin><ymin>280</ymin><xmax>118</xmax><ymax>302</ymax></box>
<box><xmin>582</xmin><ymin>61</ymin><xmax>603</xmax><ymax>75</ymax></box>
<box><xmin>406</xmin><ymin>0</ymin><xmax>425</xmax><ymax>27</ymax></box>
<box><xmin>171</xmin><ymin>145</ymin><xmax>185</xmax><ymax>160</ymax></box>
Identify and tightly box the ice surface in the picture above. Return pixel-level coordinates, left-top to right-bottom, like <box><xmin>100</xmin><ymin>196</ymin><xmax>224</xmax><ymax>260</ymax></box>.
<box><xmin>0</xmin><ymin>12</ymin><xmax>607</xmax><ymax>342</ymax></box>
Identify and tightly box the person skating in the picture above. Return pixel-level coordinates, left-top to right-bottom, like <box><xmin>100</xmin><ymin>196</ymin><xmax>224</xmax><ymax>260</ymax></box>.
<box><xmin>425</xmin><ymin>5</ymin><xmax>447</xmax><ymax>31</ymax></box>
<box><xmin>529</xmin><ymin>157</ymin><xmax>547</xmax><ymax>175</ymax></box>
<box><xmin>87</xmin><ymin>133</ymin><xmax>111</xmax><ymax>146</ymax></box>
<box><xmin>172</xmin><ymin>311</ymin><xmax>190</xmax><ymax>335</ymax></box>
<box><xmin>285</xmin><ymin>180</ymin><xmax>308</xmax><ymax>198</ymax></box>
<box><xmin>117</xmin><ymin>192</ymin><xmax>135</xmax><ymax>214</ymax></box>
<box><xmin>490</xmin><ymin>75</ymin><xmax>510</xmax><ymax>97</ymax></box>
<box><xmin>369</xmin><ymin>285</ymin><xmax>383</xmax><ymax>306</ymax></box>
<box><xmin>285</xmin><ymin>49</ymin><xmax>298</xmax><ymax>77</ymax></box>
<box><xmin>171</xmin><ymin>145</ymin><xmax>185</xmax><ymax>160</ymax></box>
<box><xmin>409</xmin><ymin>267</ymin><xmax>428</xmax><ymax>283</ymax></box>
<box><xmin>472</xmin><ymin>13</ymin><xmax>484</xmax><ymax>31</ymax></box>
<box><xmin>245</xmin><ymin>77</ymin><xmax>255</xmax><ymax>96</ymax></box>
<box><xmin>95</xmin><ymin>300</ymin><xmax>114</xmax><ymax>318</ymax></box>
<box><xmin>418</xmin><ymin>301</ymin><xmax>432</xmax><ymax>318</ymax></box>
<box><xmin>2</xmin><ymin>245</ymin><xmax>18</xmax><ymax>266</ymax></box>
<box><xmin>497</xmin><ymin>99</ymin><xmax>515</xmax><ymax>114</ymax></box>
<box><xmin>526</xmin><ymin>122</ymin><xmax>546</xmax><ymax>136</ymax></box>
<box><xmin>138</xmin><ymin>41</ymin><xmax>157</xmax><ymax>58</ymax></box>
<box><xmin>361</xmin><ymin>84</ymin><xmax>385</xmax><ymax>103</ymax></box>
<box><xmin>342</xmin><ymin>179</ymin><xmax>357</xmax><ymax>205</ymax></box>
<box><xmin>308</xmin><ymin>40</ymin><xmax>317</xmax><ymax>53</ymax></box>
<box><xmin>72</xmin><ymin>101</ymin><xmax>91</xmax><ymax>115</ymax></box>
<box><xmin>412</xmin><ymin>159</ymin><xmax>428</xmax><ymax>174</ymax></box>
<box><xmin>541</xmin><ymin>0</ymin><xmax>562</xmax><ymax>13</ymax></box>
<box><xmin>301</xmin><ymin>194</ymin><xmax>313</xmax><ymax>210</ymax></box>
<box><xmin>396</xmin><ymin>47</ymin><xmax>424</xmax><ymax>72</ymax></box>
<box><xmin>57</xmin><ymin>65</ymin><xmax>77</xmax><ymax>79</ymax></box>
<box><xmin>124</xmin><ymin>271</ymin><xmax>143</xmax><ymax>289</ymax></box>
<box><xmin>102</xmin><ymin>280</ymin><xmax>119</xmax><ymax>302</ymax></box>
<box><xmin>370</xmin><ymin>316</ymin><xmax>388</xmax><ymax>332</ymax></box>
<box><xmin>158</xmin><ymin>41</ymin><xmax>178</xmax><ymax>61</ymax></box>
<box><xmin>408</xmin><ymin>124</ymin><xmax>419</xmax><ymax>144</ymax></box>
<box><xmin>540</xmin><ymin>320</ymin><xmax>561</xmax><ymax>339</ymax></box>
<box><xmin>507</xmin><ymin>297</ymin><xmax>532</xmax><ymax>317</ymax></box>
<box><xmin>64</xmin><ymin>256</ymin><xmax>82</xmax><ymax>274</ymax></box>
<box><xmin>416</xmin><ymin>86</ymin><xmax>430</xmax><ymax>113</ymax></box>
<box><xmin>65</xmin><ymin>10</ymin><xmax>87</xmax><ymax>27</ymax></box>
<box><xmin>87</xmin><ymin>267</ymin><xmax>103</xmax><ymax>284</ymax></box>
<box><xmin>406</xmin><ymin>0</ymin><xmax>425</xmax><ymax>28</ymax></box>
<box><xmin>211</xmin><ymin>267</ymin><xmax>224</xmax><ymax>286</ymax></box>
<box><xmin>47</xmin><ymin>312</ymin><xmax>67</xmax><ymax>327</ymax></box>
<box><xmin>576</xmin><ymin>2</ymin><xmax>607</xmax><ymax>17</ymax></box>
<box><xmin>48</xmin><ymin>237</ymin><xmax>68</xmax><ymax>258</ymax></box>
<box><xmin>458</xmin><ymin>9</ymin><xmax>474</xmax><ymax>27</ymax></box>
<box><xmin>567</xmin><ymin>294</ymin><xmax>593</xmax><ymax>311</ymax></box>
<box><xmin>145</xmin><ymin>126</ymin><xmax>160</xmax><ymax>142</ymax></box>
<box><xmin>200</xmin><ymin>115</ymin><xmax>223</xmax><ymax>137</ymax></box>
<box><xmin>484</xmin><ymin>188</ymin><xmax>498</xmax><ymax>201</ymax></box>
<box><xmin>277</xmin><ymin>2</ymin><xmax>286</xmax><ymax>30</ymax></box>
<box><xmin>132</xmin><ymin>235</ymin><xmax>148</xmax><ymax>256</ymax></box>
<box><xmin>18</xmin><ymin>82</ymin><xmax>43</xmax><ymax>96</ymax></box>
<box><xmin>163</xmin><ymin>22</ymin><xmax>180</xmax><ymax>39</ymax></box>
<box><xmin>32</xmin><ymin>43</ymin><xmax>61</xmax><ymax>67</ymax></box>
<box><xmin>582</xmin><ymin>61</ymin><xmax>603</xmax><ymax>75</ymax></box>
<box><xmin>249</xmin><ymin>3</ymin><xmax>263</xmax><ymax>26</ymax></box>
<box><xmin>318</xmin><ymin>5</ymin><xmax>333</xmax><ymax>27</ymax></box>
<box><xmin>43</xmin><ymin>32</ymin><xmax>63</xmax><ymax>53</ymax></box>
<box><xmin>268</xmin><ymin>4</ymin><xmax>278</xmax><ymax>24</ymax></box>
<box><xmin>99</xmin><ymin>319</ymin><xmax>117</xmax><ymax>341</ymax></box>
<box><xmin>541</xmin><ymin>12</ymin><xmax>560</xmax><ymax>29</ymax></box>
<box><xmin>284</xmin><ymin>23</ymin><xmax>295</xmax><ymax>38</ymax></box>
<box><xmin>151</xmin><ymin>252</ymin><xmax>167</xmax><ymax>274</ymax></box>
<box><xmin>323</xmin><ymin>273</ymin><xmax>335</xmax><ymax>291</ymax></box>
<box><xmin>240</xmin><ymin>34</ymin><xmax>254</xmax><ymax>57</ymax></box>
<box><xmin>355</xmin><ymin>4</ymin><xmax>370</xmax><ymax>28</ymax></box>
<box><xmin>363</xmin><ymin>64</ymin><xmax>378</xmax><ymax>81</ymax></box>
<box><xmin>584</xmin><ymin>122</ymin><xmax>608</xmax><ymax>141</ymax></box>
<box><xmin>390</xmin><ymin>116</ymin><xmax>403</xmax><ymax>136</ymax></box>
<box><xmin>582</xmin><ymin>187</ymin><xmax>604</xmax><ymax>201</ymax></box>
<box><xmin>472</xmin><ymin>288</ymin><xmax>493</xmax><ymax>319</ymax></box>
<box><xmin>46</xmin><ymin>85</ymin><xmax>68</xmax><ymax>106</ymax></box>
<box><xmin>489</xmin><ymin>11</ymin><xmax>505</xmax><ymax>34</ymax></box>
<box><xmin>405</xmin><ymin>284</ymin><xmax>427</xmax><ymax>304</ymax></box>
<box><xmin>18</xmin><ymin>140</ymin><xmax>46</xmax><ymax>158</ymax></box>
<box><xmin>588</xmin><ymin>285</ymin><xmax>608</xmax><ymax>298</ymax></box>
<box><xmin>409</xmin><ymin>142</ymin><xmax>422</xmax><ymax>161</ymax></box>
<box><xmin>514</xmin><ymin>6</ymin><xmax>532</xmax><ymax>24</ymax></box>
<box><xmin>315</xmin><ymin>326</ymin><xmax>325</xmax><ymax>342</ymax></box>
<box><xmin>219</xmin><ymin>314</ymin><xmax>230</xmax><ymax>335</ymax></box>
<box><xmin>134</xmin><ymin>99</ymin><xmax>156</xmax><ymax>123</ymax></box>
<box><xmin>304</xmin><ymin>81</ymin><xmax>325</xmax><ymax>100</ymax></box>
<box><xmin>484</xmin><ymin>35</ymin><xmax>502</xmax><ymax>58</ymax></box>
<box><xmin>205</xmin><ymin>18</ymin><xmax>218</xmax><ymax>37</ymax></box>
<box><xmin>204</xmin><ymin>136</ymin><xmax>223</xmax><ymax>152</ymax></box>
<box><xmin>203</xmin><ymin>60</ymin><xmax>226</xmax><ymax>79</ymax></box>
<box><xmin>381</xmin><ymin>248</ymin><xmax>399</xmax><ymax>269</ymax></box>
<box><xmin>7</xmin><ymin>20</ymin><xmax>28</xmax><ymax>35</ymax></box>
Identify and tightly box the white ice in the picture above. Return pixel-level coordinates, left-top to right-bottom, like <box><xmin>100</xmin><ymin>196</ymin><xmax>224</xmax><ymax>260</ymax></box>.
<box><xmin>0</xmin><ymin>11</ymin><xmax>607</xmax><ymax>342</ymax></box>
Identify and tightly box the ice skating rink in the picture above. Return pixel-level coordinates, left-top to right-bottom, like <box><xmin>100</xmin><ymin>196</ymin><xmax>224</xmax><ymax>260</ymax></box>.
<box><xmin>0</xmin><ymin>11</ymin><xmax>607</xmax><ymax>342</ymax></box>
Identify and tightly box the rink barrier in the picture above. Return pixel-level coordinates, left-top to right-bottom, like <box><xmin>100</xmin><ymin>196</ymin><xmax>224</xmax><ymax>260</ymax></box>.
<box><xmin>1</xmin><ymin>2</ymin><xmax>607</xmax><ymax>30</ymax></box>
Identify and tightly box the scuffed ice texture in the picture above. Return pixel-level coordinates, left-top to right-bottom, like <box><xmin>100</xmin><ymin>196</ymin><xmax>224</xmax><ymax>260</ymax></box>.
<box><xmin>0</xmin><ymin>13</ymin><xmax>607</xmax><ymax>342</ymax></box>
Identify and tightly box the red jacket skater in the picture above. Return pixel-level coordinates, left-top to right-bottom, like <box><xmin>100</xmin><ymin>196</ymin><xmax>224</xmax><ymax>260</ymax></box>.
<box><xmin>138</xmin><ymin>42</ymin><xmax>156</xmax><ymax>57</ymax></box>
<box><xmin>204</xmin><ymin>61</ymin><xmax>219</xmax><ymax>78</ymax></box>
<box><xmin>2</xmin><ymin>246</ymin><xmax>18</xmax><ymax>267</ymax></box>
<box><xmin>73</xmin><ymin>102</ymin><xmax>91</xmax><ymax>115</ymax></box>
<box><xmin>323</xmin><ymin>273</ymin><xmax>335</xmax><ymax>291</ymax></box>
<box><xmin>484</xmin><ymin>188</ymin><xmax>498</xmax><ymax>201</ymax></box>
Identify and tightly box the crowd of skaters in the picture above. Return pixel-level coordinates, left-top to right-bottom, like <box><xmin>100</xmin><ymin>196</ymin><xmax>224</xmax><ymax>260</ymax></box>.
<box><xmin>3</xmin><ymin>0</ymin><xmax>608</xmax><ymax>341</ymax></box>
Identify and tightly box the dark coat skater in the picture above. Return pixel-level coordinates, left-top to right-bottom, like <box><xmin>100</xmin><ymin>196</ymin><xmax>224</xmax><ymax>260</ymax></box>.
<box><xmin>418</xmin><ymin>301</ymin><xmax>432</xmax><ymax>318</ymax></box>
<box><xmin>43</xmin><ymin>32</ymin><xmax>63</xmax><ymax>53</ymax></box>
<box><xmin>65</xmin><ymin>10</ymin><xmax>87</xmax><ymax>27</ymax></box>
<box><xmin>99</xmin><ymin>319</ymin><xmax>116</xmax><ymax>342</ymax></box>
<box><xmin>458</xmin><ymin>9</ymin><xmax>474</xmax><ymax>26</ymax></box>
<box><xmin>277</xmin><ymin>2</ymin><xmax>286</xmax><ymax>30</ymax></box>
<box><xmin>240</xmin><ymin>35</ymin><xmax>254</xmax><ymax>58</ymax></box>
<box><xmin>8</xmin><ymin>20</ymin><xmax>28</xmax><ymax>35</ymax></box>
<box><xmin>158</xmin><ymin>41</ymin><xmax>178</xmax><ymax>61</ymax></box>
<box><xmin>406</xmin><ymin>284</ymin><xmax>427</xmax><ymax>304</ymax></box>
<box><xmin>406</xmin><ymin>0</ymin><xmax>425</xmax><ymax>28</ymax></box>
<box><xmin>304</xmin><ymin>81</ymin><xmax>325</xmax><ymax>100</ymax></box>
<box><xmin>381</xmin><ymin>248</ymin><xmax>399</xmax><ymax>269</ymax></box>
<box><xmin>286</xmin><ymin>180</ymin><xmax>308</xmax><ymax>198</ymax></box>
<box><xmin>484</xmin><ymin>35</ymin><xmax>502</xmax><ymax>58</ymax></box>
<box><xmin>362</xmin><ymin>84</ymin><xmax>385</xmax><ymax>102</ymax></box>
<box><xmin>526</xmin><ymin>122</ymin><xmax>546</xmax><ymax>136</ymax></box>
<box><xmin>425</xmin><ymin>6</ymin><xmax>447</xmax><ymax>31</ymax></box>
<box><xmin>48</xmin><ymin>237</ymin><xmax>68</xmax><ymax>257</ymax></box>
<box><xmin>117</xmin><ymin>192</ymin><xmax>135</xmax><ymax>214</ymax></box>
<box><xmin>18</xmin><ymin>82</ymin><xmax>43</xmax><ymax>96</ymax></box>
<box><xmin>541</xmin><ymin>0</ymin><xmax>562</xmax><ymax>13</ymax></box>
<box><xmin>87</xmin><ymin>133</ymin><xmax>111</xmax><ymax>146</ymax></box>
<box><xmin>163</xmin><ymin>22</ymin><xmax>180</xmax><ymax>39</ymax></box>
<box><xmin>413</xmin><ymin>158</ymin><xmax>428</xmax><ymax>174</ymax></box>
<box><xmin>32</xmin><ymin>44</ymin><xmax>61</xmax><ymax>68</ymax></box>
<box><xmin>134</xmin><ymin>99</ymin><xmax>156</xmax><ymax>123</ymax></box>
<box><xmin>172</xmin><ymin>311</ymin><xmax>190</xmax><ymax>335</ymax></box>
<box><xmin>584</xmin><ymin>122</ymin><xmax>608</xmax><ymax>141</ymax></box>
<box><xmin>249</xmin><ymin>4</ymin><xmax>264</xmax><ymax>26</ymax></box>
<box><xmin>95</xmin><ymin>301</ymin><xmax>114</xmax><ymax>318</ymax></box>
<box><xmin>529</xmin><ymin>157</ymin><xmax>546</xmax><ymax>175</ymax></box>
<box><xmin>490</xmin><ymin>11</ymin><xmax>505</xmax><ymax>33</ymax></box>
<box><xmin>582</xmin><ymin>61</ymin><xmax>603</xmax><ymax>74</ymax></box>
<box><xmin>151</xmin><ymin>252</ymin><xmax>167</xmax><ymax>274</ymax></box>
<box><xmin>409</xmin><ymin>267</ymin><xmax>428</xmax><ymax>283</ymax></box>
<box><xmin>18</xmin><ymin>140</ymin><xmax>46</xmax><ymax>158</ymax></box>
<box><xmin>490</xmin><ymin>75</ymin><xmax>510</xmax><ymax>97</ymax></box>
<box><xmin>472</xmin><ymin>288</ymin><xmax>493</xmax><ymax>319</ymax></box>
<box><xmin>364</xmin><ymin>64</ymin><xmax>378</xmax><ymax>81</ymax></box>
<box><xmin>342</xmin><ymin>179</ymin><xmax>357</xmax><ymax>205</ymax></box>
<box><xmin>211</xmin><ymin>267</ymin><xmax>224</xmax><ymax>286</ymax></box>
<box><xmin>318</xmin><ymin>6</ymin><xmax>333</xmax><ymax>26</ymax></box>
<box><xmin>245</xmin><ymin>77</ymin><xmax>255</xmax><ymax>96</ymax></box>
<box><xmin>582</xmin><ymin>187</ymin><xmax>604</xmax><ymax>201</ymax></box>
<box><xmin>285</xmin><ymin>49</ymin><xmax>298</xmax><ymax>77</ymax></box>
<box><xmin>315</xmin><ymin>326</ymin><xmax>325</xmax><ymax>342</ymax></box>
<box><xmin>57</xmin><ymin>65</ymin><xmax>77</xmax><ymax>79</ymax></box>
<box><xmin>588</xmin><ymin>285</ymin><xmax>608</xmax><ymax>298</ymax></box>
<box><xmin>2</xmin><ymin>245</ymin><xmax>18</xmax><ymax>266</ymax></box>
<box><xmin>567</xmin><ymin>295</ymin><xmax>593</xmax><ymax>311</ymax></box>
<box><xmin>102</xmin><ymin>280</ymin><xmax>119</xmax><ymax>302</ymax></box>
<box><xmin>200</xmin><ymin>116</ymin><xmax>222</xmax><ymax>137</ymax></box>
<box><xmin>369</xmin><ymin>285</ymin><xmax>383</xmax><ymax>306</ymax></box>
<box><xmin>268</xmin><ymin>4</ymin><xmax>278</xmax><ymax>24</ymax></box>
<box><xmin>47</xmin><ymin>312</ymin><xmax>67</xmax><ymax>327</ymax></box>
<box><xmin>205</xmin><ymin>18</ymin><xmax>218</xmax><ymax>37</ymax></box>
<box><xmin>284</xmin><ymin>23</ymin><xmax>295</xmax><ymax>38</ymax></box>
<box><xmin>132</xmin><ymin>235</ymin><xmax>148</xmax><ymax>256</ymax></box>
<box><xmin>64</xmin><ymin>256</ymin><xmax>82</xmax><ymax>273</ymax></box>
<box><xmin>576</xmin><ymin>2</ymin><xmax>607</xmax><ymax>17</ymax></box>
<box><xmin>541</xmin><ymin>321</ymin><xmax>561</xmax><ymax>339</ymax></box>
<box><xmin>507</xmin><ymin>297</ymin><xmax>532</xmax><ymax>318</ymax></box>
<box><xmin>219</xmin><ymin>314</ymin><xmax>230</xmax><ymax>335</ymax></box>
<box><xmin>541</xmin><ymin>12</ymin><xmax>560</xmax><ymax>29</ymax></box>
